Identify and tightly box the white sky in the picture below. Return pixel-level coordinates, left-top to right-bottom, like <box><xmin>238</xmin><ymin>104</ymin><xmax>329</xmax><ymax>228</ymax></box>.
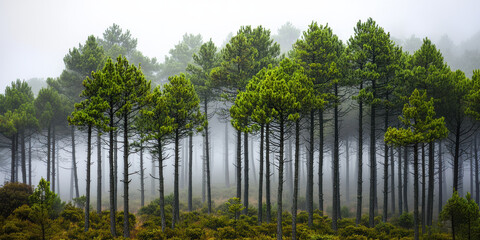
<box><xmin>1</xmin><ymin>0</ymin><xmax>479</xmax><ymax>92</ymax></box>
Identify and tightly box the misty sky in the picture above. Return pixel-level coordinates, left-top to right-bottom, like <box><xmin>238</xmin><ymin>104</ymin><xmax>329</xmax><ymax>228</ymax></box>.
<box><xmin>1</xmin><ymin>0</ymin><xmax>479</xmax><ymax>93</ymax></box>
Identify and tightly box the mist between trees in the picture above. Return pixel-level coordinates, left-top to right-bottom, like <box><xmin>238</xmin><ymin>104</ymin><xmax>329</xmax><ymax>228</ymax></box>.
<box><xmin>1</xmin><ymin>19</ymin><xmax>480</xmax><ymax>240</ymax></box>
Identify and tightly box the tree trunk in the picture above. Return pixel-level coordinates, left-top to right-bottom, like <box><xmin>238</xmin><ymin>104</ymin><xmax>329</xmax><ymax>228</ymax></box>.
<box><xmin>439</xmin><ymin>141</ymin><xmax>443</xmax><ymax>215</ymax></box>
<box><xmin>421</xmin><ymin>144</ymin><xmax>426</xmax><ymax>234</ymax></box>
<box><xmin>20</xmin><ymin>131</ymin><xmax>26</xmax><ymax>184</ymax></box>
<box><xmin>308</xmin><ymin>110</ymin><xmax>315</xmax><ymax>226</ymax></box>
<box><xmin>427</xmin><ymin>142</ymin><xmax>434</xmax><ymax>226</ymax></box>
<box><xmin>404</xmin><ymin>147</ymin><xmax>409</xmax><ymax>212</ymax></box>
<box><xmin>188</xmin><ymin>134</ymin><xmax>193</xmax><ymax>211</ymax></box>
<box><xmin>369</xmin><ymin>103</ymin><xmax>376</xmax><ymax>227</ymax></box>
<box><xmin>28</xmin><ymin>136</ymin><xmax>32</xmax><ymax>186</ymax></box>
<box><xmin>292</xmin><ymin>120</ymin><xmax>300</xmax><ymax>239</ymax></box>
<box><xmin>108</xmin><ymin>114</ymin><xmax>116</xmax><ymax>237</ymax></box>
<box><xmin>123</xmin><ymin>115</ymin><xmax>130</xmax><ymax>238</ymax></box>
<box><xmin>97</xmin><ymin>130</ymin><xmax>102</xmax><ymax>213</ymax></box>
<box><xmin>391</xmin><ymin>145</ymin><xmax>395</xmax><ymax>215</ymax></box>
<box><xmin>158</xmin><ymin>138</ymin><xmax>166</xmax><ymax>231</ymax></box>
<box><xmin>398</xmin><ymin>147</ymin><xmax>403</xmax><ymax>215</ymax></box>
<box><xmin>356</xmin><ymin>97</ymin><xmax>363</xmax><ymax>225</ymax></box>
<box><xmin>258</xmin><ymin>125</ymin><xmax>264</xmax><ymax>224</ymax></box>
<box><xmin>85</xmin><ymin>125</ymin><xmax>92</xmax><ymax>232</ymax></box>
<box><xmin>72</xmin><ymin>126</ymin><xmax>79</xmax><ymax>199</ymax></box>
<box><xmin>266</xmin><ymin>123</ymin><xmax>271</xmax><ymax>223</ymax></box>
<box><xmin>319</xmin><ymin>110</ymin><xmax>324</xmax><ymax>216</ymax></box>
<box><xmin>151</xmin><ymin>154</ymin><xmax>155</xmax><ymax>197</ymax></box>
<box><xmin>236</xmin><ymin>129</ymin><xmax>242</xmax><ymax>200</ymax></box>
<box><xmin>250</xmin><ymin>137</ymin><xmax>257</xmax><ymax>185</ymax></box>
<box><xmin>52</xmin><ymin>125</ymin><xmax>56</xmax><ymax>193</ymax></box>
<box><xmin>225</xmin><ymin>122</ymin><xmax>230</xmax><ymax>188</ymax></box>
<box><xmin>244</xmin><ymin>131</ymin><xmax>249</xmax><ymax>214</ymax></box>
<box><xmin>114</xmin><ymin>131</ymin><xmax>118</xmax><ymax>214</ymax></box>
<box><xmin>205</xmin><ymin>106</ymin><xmax>212</xmax><ymax>214</ymax></box>
<box><xmin>172</xmin><ymin>129</ymin><xmax>180</xmax><ymax>228</ymax></box>
<box><xmin>288</xmin><ymin>134</ymin><xmax>293</xmax><ymax>199</ymax></box>
<box><xmin>453</xmin><ymin>122</ymin><xmax>461</xmax><ymax>192</ymax></box>
<box><xmin>333</xmin><ymin>83</ymin><xmax>340</xmax><ymax>230</ymax></box>
<box><xmin>346</xmin><ymin>138</ymin><xmax>350</xmax><ymax>205</ymax></box>
<box><xmin>11</xmin><ymin>134</ymin><xmax>16</xmax><ymax>183</ymax></box>
<box><xmin>475</xmin><ymin>134</ymin><xmax>479</xmax><ymax>205</ymax></box>
<box><xmin>47</xmin><ymin>126</ymin><xmax>51</xmax><ymax>183</ymax></box>
<box><xmin>383</xmin><ymin>111</ymin><xmax>389</xmax><ymax>223</ymax></box>
<box><xmin>276</xmin><ymin>117</ymin><xmax>285</xmax><ymax>240</ymax></box>
<box><xmin>414</xmin><ymin>143</ymin><xmax>420</xmax><ymax>240</ymax></box>
<box><xmin>140</xmin><ymin>147</ymin><xmax>145</xmax><ymax>207</ymax></box>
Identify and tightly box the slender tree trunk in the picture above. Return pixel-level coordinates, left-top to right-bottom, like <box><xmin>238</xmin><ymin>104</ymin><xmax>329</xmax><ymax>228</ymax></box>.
<box><xmin>205</xmin><ymin>105</ymin><xmax>212</xmax><ymax>214</ymax></box>
<box><xmin>225</xmin><ymin>122</ymin><xmax>230</xmax><ymax>188</ymax></box>
<box><xmin>15</xmin><ymin>134</ymin><xmax>19</xmax><ymax>182</ymax></box>
<box><xmin>11</xmin><ymin>135</ymin><xmax>16</xmax><ymax>183</ymax></box>
<box><xmin>308</xmin><ymin>110</ymin><xmax>315</xmax><ymax>226</ymax></box>
<box><xmin>398</xmin><ymin>147</ymin><xmax>403</xmax><ymax>215</ymax></box>
<box><xmin>56</xmin><ymin>146</ymin><xmax>60</xmax><ymax>195</ymax></box>
<box><xmin>244</xmin><ymin>131</ymin><xmax>249</xmax><ymax>214</ymax></box>
<box><xmin>114</xmin><ymin>131</ymin><xmax>118</xmax><ymax>213</ymax></box>
<box><xmin>258</xmin><ymin>125</ymin><xmax>264</xmax><ymax>224</ymax></box>
<box><xmin>97</xmin><ymin>130</ymin><xmax>102</xmax><ymax>213</ymax></box>
<box><xmin>151</xmin><ymin>154</ymin><xmax>155</xmax><ymax>197</ymax></box>
<box><xmin>52</xmin><ymin>126</ymin><xmax>56</xmax><ymax>193</ymax></box>
<box><xmin>158</xmin><ymin>138</ymin><xmax>166</xmax><ymax>231</ymax></box>
<box><xmin>470</xmin><ymin>146</ymin><xmax>474</xmax><ymax>198</ymax></box>
<box><xmin>414</xmin><ymin>143</ymin><xmax>420</xmax><ymax>240</ymax></box>
<box><xmin>369</xmin><ymin>103</ymin><xmax>376</xmax><ymax>227</ymax></box>
<box><xmin>72</xmin><ymin>126</ymin><xmax>79</xmax><ymax>199</ymax></box>
<box><xmin>404</xmin><ymin>147</ymin><xmax>409</xmax><ymax>212</ymax></box>
<box><xmin>266</xmin><ymin>123</ymin><xmax>271</xmax><ymax>223</ymax></box>
<box><xmin>251</xmin><ymin>137</ymin><xmax>257</xmax><ymax>185</ymax></box>
<box><xmin>383</xmin><ymin>111</ymin><xmax>389</xmax><ymax>223</ymax></box>
<box><xmin>172</xmin><ymin>130</ymin><xmax>180</xmax><ymax>228</ymax></box>
<box><xmin>181</xmin><ymin>138</ymin><xmax>185</xmax><ymax>190</ymax></box>
<box><xmin>292</xmin><ymin>120</ymin><xmax>300</xmax><ymax>240</ymax></box>
<box><xmin>333</xmin><ymin>83</ymin><xmax>340</xmax><ymax>230</ymax></box>
<box><xmin>439</xmin><ymin>141</ymin><xmax>444</xmax><ymax>215</ymax></box>
<box><xmin>28</xmin><ymin>136</ymin><xmax>32</xmax><ymax>186</ymax></box>
<box><xmin>47</xmin><ymin>126</ymin><xmax>51</xmax><ymax>183</ymax></box>
<box><xmin>421</xmin><ymin>144</ymin><xmax>426</xmax><ymax>234</ymax></box>
<box><xmin>85</xmin><ymin>125</ymin><xmax>92</xmax><ymax>232</ymax></box>
<box><xmin>140</xmin><ymin>147</ymin><xmax>145</xmax><ymax>207</ymax></box>
<box><xmin>453</xmin><ymin>123</ymin><xmax>461</xmax><ymax>192</ymax></box>
<box><xmin>319</xmin><ymin>110</ymin><xmax>324</xmax><ymax>216</ymax></box>
<box><xmin>288</xmin><ymin>135</ymin><xmax>293</xmax><ymax>199</ymax></box>
<box><xmin>108</xmin><ymin>115</ymin><xmax>116</xmax><ymax>237</ymax></box>
<box><xmin>20</xmin><ymin>131</ymin><xmax>26</xmax><ymax>184</ymax></box>
<box><xmin>356</xmin><ymin>96</ymin><xmax>363</xmax><ymax>225</ymax></box>
<box><xmin>188</xmin><ymin>134</ymin><xmax>193</xmax><ymax>211</ymax></box>
<box><xmin>123</xmin><ymin>115</ymin><xmax>130</xmax><ymax>238</ymax></box>
<box><xmin>427</xmin><ymin>142</ymin><xmax>434</xmax><ymax>226</ymax></box>
<box><xmin>236</xmin><ymin>129</ymin><xmax>242</xmax><ymax>200</ymax></box>
<box><xmin>276</xmin><ymin>117</ymin><xmax>285</xmax><ymax>240</ymax></box>
<box><xmin>475</xmin><ymin>135</ymin><xmax>479</xmax><ymax>205</ymax></box>
<box><xmin>346</xmin><ymin>138</ymin><xmax>350</xmax><ymax>205</ymax></box>
<box><xmin>391</xmin><ymin>146</ymin><xmax>395</xmax><ymax>215</ymax></box>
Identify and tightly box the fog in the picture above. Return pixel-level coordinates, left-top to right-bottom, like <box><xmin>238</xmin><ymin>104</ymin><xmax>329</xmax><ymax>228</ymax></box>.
<box><xmin>1</xmin><ymin>0</ymin><xmax>480</xmax><ymax>218</ymax></box>
<box><xmin>1</xmin><ymin>0</ymin><xmax>480</xmax><ymax>92</ymax></box>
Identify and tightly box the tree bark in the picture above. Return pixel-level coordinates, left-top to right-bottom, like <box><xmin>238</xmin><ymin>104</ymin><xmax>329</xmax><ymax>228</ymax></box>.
<box><xmin>225</xmin><ymin>122</ymin><xmax>230</xmax><ymax>188</ymax></box>
<box><xmin>391</xmin><ymin>145</ymin><xmax>395</xmax><ymax>215</ymax></box>
<box><xmin>414</xmin><ymin>143</ymin><xmax>420</xmax><ymax>240</ymax></box>
<box><xmin>308</xmin><ymin>110</ymin><xmax>315</xmax><ymax>226</ymax></box>
<box><xmin>291</xmin><ymin>120</ymin><xmax>300</xmax><ymax>239</ymax></box>
<box><xmin>319</xmin><ymin>110</ymin><xmax>324</xmax><ymax>216</ymax></box>
<box><xmin>188</xmin><ymin>134</ymin><xmax>193</xmax><ymax>211</ymax></box>
<box><xmin>276</xmin><ymin>117</ymin><xmax>285</xmax><ymax>240</ymax></box>
<box><xmin>258</xmin><ymin>125</ymin><xmax>264</xmax><ymax>224</ymax></box>
<box><xmin>244</xmin><ymin>131</ymin><xmax>249</xmax><ymax>214</ymax></box>
<box><xmin>97</xmin><ymin>130</ymin><xmax>102</xmax><ymax>213</ymax></box>
<box><xmin>369</xmin><ymin>103</ymin><xmax>376</xmax><ymax>227</ymax></box>
<box><xmin>383</xmin><ymin>111</ymin><xmax>389</xmax><ymax>223</ymax></box>
<box><xmin>404</xmin><ymin>147</ymin><xmax>409</xmax><ymax>213</ymax></box>
<box><xmin>85</xmin><ymin>125</ymin><xmax>92</xmax><ymax>232</ymax></box>
<box><xmin>438</xmin><ymin>141</ymin><xmax>443</xmax><ymax>215</ymax></box>
<box><xmin>398</xmin><ymin>147</ymin><xmax>403</xmax><ymax>215</ymax></box>
<box><xmin>158</xmin><ymin>138</ymin><xmax>166</xmax><ymax>231</ymax></box>
<box><xmin>140</xmin><ymin>147</ymin><xmax>145</xmax><ymax>207</ymax></box>
<box><xmin>421</xmin><ymin>144</ymin><xmax>426</xmax><ymax>234</ymax></box>
<box><xmin>475</xmin><ymin>134</ymin><xmax>479</xmax><ymax>205</ymax></box>
<box><xmin>356</xmin><ymin>96</ymin><xmax>363</xmax><ymax>225</ymax></box>
<box><xmin>236</xmin><ymin>129</ymin><xmax>242</xmax><ymax>200</ymax></box>
<box><xmin>72</xmin><ymin>126</ymin><xmax>79</xmax><ymax>199</ymax></box>
<box><xmin>11</xmin><ymin>134</ymin><xmax>16</xmax><ymax>183</ymax></box>
<box><xmin>108</xmin><ymin>114</ymin><xmax>116</xmax><ymax>237</ymax></box>
<box><xmin>123</xmin><ymin>114</ymin><xmax>130</xmax><ymax>238</ymax></box>
<box><xmin>205</xmin><ymin>104</ymin><xmax>212</xmax><ymax>213</ymax></box>
<box><xmin>28</xmin><ymin>136</ymin><xmax>32</xmax><ymax>186</ymax></box>
<box><xmin>172</xmin><ymin>129</ymin><xmax>180</xmax><ymax>228</ymax></box>
<box><xmin>52</xmin><ymin>125</ymin><xmax>56</xmax><ymax>193</ymax></box>
<box><xmin>346</xmin><ymin>138</ymin><xmax>350</xmax><ymax>205</ymax></box>
<box><xmin>21</xmin><ymin>131</ymin><xmax>26</xmax><ymax>184</ymax></box>
<box><xmin>47</xmin><ymin>126</ymin><xmax>51</xmax><ymax>183</ymax></box>
<box><xmin>453</xmin><ymin>122</ymin><xmax>461</xmax><ymax>192</ymax></box>
<box><xmin>427</xmin><ymin>142</ymin><xmax>434</xmax><ymax>226</ymax></box>
<box><xmin>114</xmin><ymin>131</ymin><xmax>118</xmax><ymax>214</ymax></box>
<box><xmin>266</xmin><ymin>123</ymin><xmax>271</xmax><ymax>223</ymax></box>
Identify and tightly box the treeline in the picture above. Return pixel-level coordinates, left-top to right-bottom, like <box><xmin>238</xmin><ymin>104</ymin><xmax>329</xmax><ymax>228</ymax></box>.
<box><xmin>1</xmin><ymin>18</ymin><xmax>480</xmax><ymax>240</ymax></box>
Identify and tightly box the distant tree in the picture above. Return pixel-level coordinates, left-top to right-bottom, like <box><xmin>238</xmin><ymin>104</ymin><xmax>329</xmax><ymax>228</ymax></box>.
<box><xmin>273</xmin><ymin>22</ymin><xmax>301</xmax><ymax>54</ymax></box>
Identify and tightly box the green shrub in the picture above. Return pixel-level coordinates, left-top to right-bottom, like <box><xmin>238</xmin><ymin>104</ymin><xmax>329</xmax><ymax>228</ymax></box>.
<box><xmin>185</xmin><ymin>227</ymin><xmax>205</xmax><ymax>239</ymax></box>
<box><xmin>60</xmin><ymin>202</ymin><xmax>83</xmax><ymax>223</ymax></box>
<box><xmin>337</xmin><ymin>218</ymin><xmax>355</xmax><ymax>229</ymax></box>
<box><xmin>393</xmin><ymin>212</ymin><xmax>414</xmax><ymax>229</ymax></box>
<box><xmin>297</xmin><ymin>211</ymin><xmax>309</xmax><ymax>223</ymax></box>
<box><xmin>12</xmin><ymin>204</ymin><xmax>31</xmax><ymax>221</ymax></box>
<box><xmin>309</xmin><ymin>234</ymin><xmax>339</xmax><ymax>240</ymax></box>
<box><xmin>136</xmin><ymin>227</ymin><xmax>166</xmax><ymax>240</ymax></box>
<box><xmin>215</xmin><ymin>226</ymin><xmax>237</xmax><ymax>239</ymax></box>
<box><xmin>339</xmin><ymin>225</ymin><xmax>376</xmax><ymax>239</ymax></box>
<box><xmin>0</xmin><ymin>182</ymin><xmax>32</xmax><ymax>217</ymax></box>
